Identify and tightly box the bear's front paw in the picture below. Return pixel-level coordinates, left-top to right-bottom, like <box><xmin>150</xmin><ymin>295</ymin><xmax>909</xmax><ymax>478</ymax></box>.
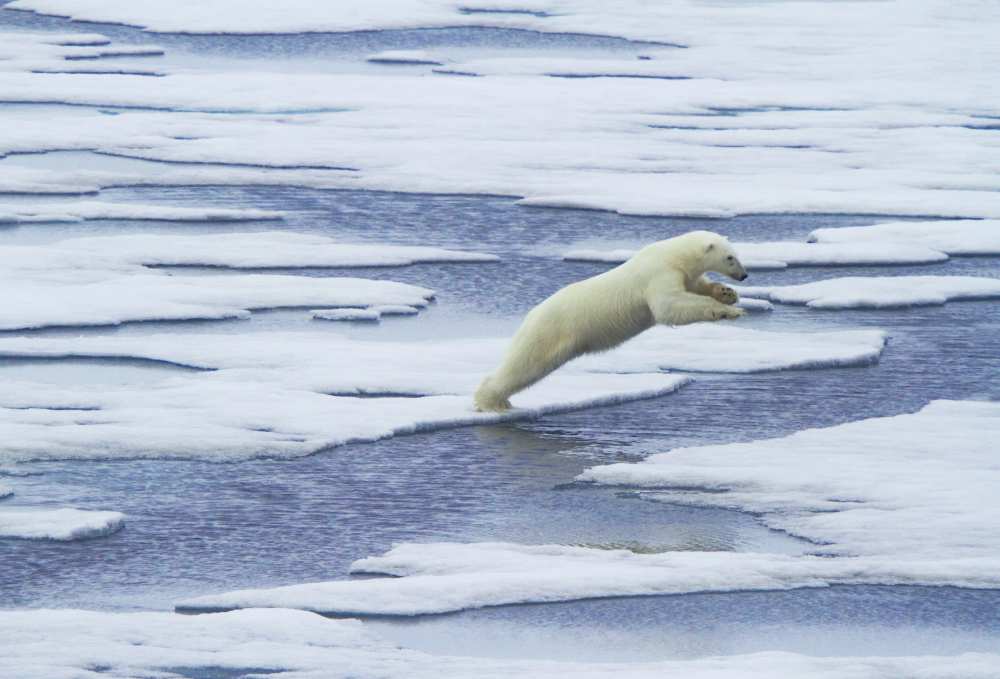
<box><xmin>711</xmin><ymin>284</ymin><xmax>739</xmax><ymax>305</ymax></box>
<box><xmin>713</xmin><ymin>306</ymin><xmax>745</xmax><ymax>320</ymax></box>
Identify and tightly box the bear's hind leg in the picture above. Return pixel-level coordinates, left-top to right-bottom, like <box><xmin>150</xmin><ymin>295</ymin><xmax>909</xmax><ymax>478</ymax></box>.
<box><xmin>474</xmin><ymin>336</ymin><xmax>576</xmax><ymax>412</ymax></box>
<box><xmin>474</xmin><ymin>376</ymin><xmax>514</xmax><ymax>412</ymax></box>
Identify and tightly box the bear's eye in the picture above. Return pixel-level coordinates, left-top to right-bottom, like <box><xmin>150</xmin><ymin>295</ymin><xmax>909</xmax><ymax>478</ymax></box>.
<box><xmin>727</xmin><ymin>255</ymin><xmax>734</xmax><ymax>262</ymax></box>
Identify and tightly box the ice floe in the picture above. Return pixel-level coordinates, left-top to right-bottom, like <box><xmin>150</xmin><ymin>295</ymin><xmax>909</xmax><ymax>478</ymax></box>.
<box><xmin>2</xmin><ymin>0</ymin><xmax>1000</xmax><ymax>221</ymax></box>
<box><xmin>0</xmin><ymin>31</ymin><xmax>163</xmax><ymax>73</ymax></box>
<box><xmin>0</xmin><ymin>323</ymin><xmax>885</xmax><ymax>461</ymax></box>
<box><xmin>178</xmin><ymin>400</ymin><xmax>1000</xmax><ymax>615</ymax></box>
<box><xmin>0</xmin><ymin>231</ymin><xmax>496</xmax><ymax>329</ymax></box>
<box><xmin>0</xmin><ymin>201</ymin><xmax>283</xmax><ymax>223</ymax></box>
<box><xmin>809</xmin><ymin>219</ymin><xmax>1000</xmax><ymax>256</ymax></box>
<box><xmin>51</xmin><ymin>232</ymin><xmax>499</xmax><ymax>268</ymax></box>
<box><xmin>564</xmin><ymin>241</ymin><xmax>949</xmax><ymax>269</ymax></box>
<box><xmin>1</xmin><ymin>241</ymin><xmax>434</xmax><ymax>330</ymax></box>
<box><xmin>176</xmin><ymin>535</ymin><xmax>1000</xmax><ymax>617</ymax></box>
<box><xmin>3</xmin><ymin>607</ymin><xmax>997</xmax><ymax>679</ymax></box>
<box><xmin>0</xmin><ymin>507</ymin><xmax>124</xmax><ymax>540</ymax></box>
<box><xmin>738</xmin><ymin>276</ymin><xmax>1000</xmax><ymax>309</ymax></box>
<box><xmin>312</xmin><ymin>305</ymin><xmax>421</xmax><ymax>322</ymax></box>
<box><xmin>582</xmin><ymin>399</ymin><xmax>1000</xmax><ymax>562</ymax></box>
<box><xmin>575</xmin><ymin>325</ymin><xmax>885</xmax><ymax>374</ymax></box>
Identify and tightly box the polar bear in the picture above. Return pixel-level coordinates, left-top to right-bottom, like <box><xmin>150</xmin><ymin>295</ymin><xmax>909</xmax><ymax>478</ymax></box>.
<box><xmin>474</xmin><ymin>230</ymin><xmax>748</xmax><ymax>412</ymax></box>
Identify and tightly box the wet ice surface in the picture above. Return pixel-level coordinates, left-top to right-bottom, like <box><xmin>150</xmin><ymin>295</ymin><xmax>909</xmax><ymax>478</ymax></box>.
<box><xmin>2</xmin><ymin>4</ymin><xmax>1000</xmax><ymax>669</ymax></box>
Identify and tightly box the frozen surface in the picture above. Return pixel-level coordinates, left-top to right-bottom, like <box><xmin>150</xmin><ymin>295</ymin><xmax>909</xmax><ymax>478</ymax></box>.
<box><xmin>564</xmin><ymin>241</ymin><xmax>949</xmax><ymax>269</ymax></box>
<box><xmin>44</xmin><ymin>231</ymin><xmax>499</xmax><ymax>268</ymax></box>
<box><xmin>1</xmin><ymin>1</ymin><xmax>999</xmax><ymax>220</ymax></box>
<box><xmin>311</xmin><ymin>308</ymin><xmax>383</xmax><ymax>322</ymax></box>
<box><xmin>576</xmin><ymin>325</ymin><xmax>886</xmax><ymax>374</ymax></box>
<box><xmin>583</xmin><ymin>400</ymin><xmax>1000</xmax><ymax>561</ymax></box>
<box><xmin>3</xmin><ymin>607</ymin><xmax>999</xmax><ymax>679</ymax></box>
<box><xmin>0</xmin><ymin>322</ymin><xmax>884</xmax><ymax>462</ymax></box>
<box><xmin>1</xmin><ymin>240</ymin><xmax>434</xmax><ymax>330</ymax></box>
<box><xmin>810</xmin><ymin>220</ymin><xmax>1000</xmax><ymax>256</ymax></box>
<box><xmin>0</xmin><ymin>30</ymin><xmax>163</xmax><ymax>72</ymax></box>
<box><xmin>0</xmin><ymin>201</ymin><xmax>283</xmax><ymax>223</ymax></box>
<box><xmin>178</xmin><ymin>539</ymin><xmax>1000</xmax><ymax>617</ymax></box>
<box><xmin>0</xmin><ymin>507</ymin><xmax>124</xmax><ymax>540</ymax></box>
<box><xmin>312</xmin><ymin>304</ymin><xmax>421</xmax><ymax>322</ymax></box>
<box><xmin>738</xmin><ymin>276</ymin><xmax>1000</xmax><ymax>309</ymax></box>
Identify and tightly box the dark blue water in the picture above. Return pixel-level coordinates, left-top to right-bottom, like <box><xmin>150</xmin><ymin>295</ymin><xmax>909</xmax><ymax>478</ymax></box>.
<box><xmin>2</xmin><ymin>3</ymin><xmax>1000</xmax><ymax>663</ymax></box>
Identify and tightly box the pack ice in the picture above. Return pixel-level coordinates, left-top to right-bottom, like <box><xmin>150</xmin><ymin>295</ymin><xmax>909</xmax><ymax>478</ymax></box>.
<box><xmin>3</xmin><ymin>607</ymin><xmax>999</xmax><ymax>679</ymax></box>
<box><xmin>2</xmin><ymin>0</ymin><xmax>1000</xmax><ymax>220</ymax></box>
<box><xmin>0</xmin><ymin>507</ymin><xmax>124</xmax><ymax>540</ymax></box>
<box><xmin>0</xmin><ymin>324</ymin><xmax>885</xmax><ymax>462</ymax></box>
<box><xmin>179</xmin><ymin>401</ymin><xmax>1000</xmax><ymax>616</ymax></box>
<box><xmin>0</xmin><ymin>232</ymin><xmax>501</xmax><ymax>329</ymax></box>
<box><xmin>738</xmin><ymin>276</ymin><xmax>1000</xmax><ymax>309</ymax></box>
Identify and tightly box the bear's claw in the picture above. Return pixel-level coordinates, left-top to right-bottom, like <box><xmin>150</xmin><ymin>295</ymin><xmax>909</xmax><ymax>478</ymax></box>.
<box><xmin>711</xmin><ymin>284</ymin><xmax>739</xmax><ymax>305</ymax></box>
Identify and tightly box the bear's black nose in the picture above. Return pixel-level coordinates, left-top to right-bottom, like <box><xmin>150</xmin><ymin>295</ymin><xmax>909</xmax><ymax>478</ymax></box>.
<box><xmin>738</xmin><ymin>273</ymin><xmax>748</xmax><ymax>281</ymax></box>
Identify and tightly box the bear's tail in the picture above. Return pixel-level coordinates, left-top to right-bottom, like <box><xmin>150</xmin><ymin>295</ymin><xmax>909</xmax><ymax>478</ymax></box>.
<box><xmin>474</xmin><ymin>375</ymin><xmax>512</xmax><ymax>412</ymax></box>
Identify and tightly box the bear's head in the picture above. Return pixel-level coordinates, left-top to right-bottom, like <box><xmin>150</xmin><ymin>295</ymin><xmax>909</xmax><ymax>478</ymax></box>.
<box><xmin>694</xmin><ymin>231</ymin><xmax>748</xmax><ymax>281</ymax></box>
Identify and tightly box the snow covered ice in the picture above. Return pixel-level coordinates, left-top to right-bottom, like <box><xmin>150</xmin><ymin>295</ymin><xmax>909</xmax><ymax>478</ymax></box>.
<box><xmin>0</xmin><ymin>324</ymin><xmax>884</xmax><ymax>461</ymax></box>
<box><xmin>738</xmin><ymin>275</ymin><xmax>1000</xmax><ymax>309</ymax></box>
<box><xmin>582</xmin><ymin>400</ymin><xmax>1000</xmax><ymax>562</ymax></box>
<box><xmin>809</xmin><ymin>219</ymin><xmax>1000</xmax><ymax>256</ymax></box>
<box><xmin>179</xmin><ymin>401</ymin><xmax>1000</xmax><ymax>615</ymax></box>
<box><xmin>0</xmin><ymin>507</ymin><xmax>124</xmax><ymax>540</ymax></box>
<box><xmin>4</xmin><ymin>607</ymin><xmax>999</xmax><ymax>679</ymax></box>
<box><xmin>1</xmin><ymin>239</ymin><xmax>438</xmax><ymax>330</ymax></box>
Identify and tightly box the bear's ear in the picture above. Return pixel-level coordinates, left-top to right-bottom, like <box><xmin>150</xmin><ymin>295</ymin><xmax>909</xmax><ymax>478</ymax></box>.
<box><xmin>704</xmin><ymin>243</ymin><xmax>715</xmax><ymax>253</ymax></box>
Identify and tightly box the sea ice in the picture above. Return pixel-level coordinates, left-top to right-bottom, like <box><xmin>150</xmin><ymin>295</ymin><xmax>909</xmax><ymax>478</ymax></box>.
<box><xmin>0</xmin><ymin>507</ymin><xmax>124</xmax><ymax>540</ymax></box>
<box><xmin>1</xmin><ymin>244</ymin><xmax>434</xmax><ymax>330</ymax></box>
<box><xmin>179</xmin><ymin>400</ymin><xmax>1000</xmax><ymax>615</ymax></box>
<box><xmin>312</xmin><ymin>305</ymin><xmax>421</xmax><ymax>322</ymax></box>
<box><xmin>53</xmin><ymin>232</ymin><xmax>499</xmax><ymax>268</ymax></box>
<box><xmin>737</xmin><ymin>276</ymin><xmax>1000</xmax><ymax>309</ymax></box>
<box><xmin>176</xmin><ymin>536</ymin><xmax>1000</xmax><ymax>617</ymax></box>
<box><xmin>0</xmin><ymin>323</ymin><xmax>885</xmax><ymax>461</ymax></box>
<box><xmin>809</xmin><ymin>219</ymin><xmax>1000</xmax><ymax>256</ymax></box>
<box><xmin>1</xmin><ymin>3</ymin><xmax>999</xmax><ymax>220</ymax></box>
<box><xmin>2</xmin><ymin>607</ymin><xmax>997</xmax><ymax>679</ymax></box>
<box><xmin>0</xmin><ymin>201</ymin><xmax>284</xmax><ymax>223</ymax></box>
<box><xmin>581</xmin><ymin>400</ymin><xmax>1000</xmax><ymax>561</ymax></box>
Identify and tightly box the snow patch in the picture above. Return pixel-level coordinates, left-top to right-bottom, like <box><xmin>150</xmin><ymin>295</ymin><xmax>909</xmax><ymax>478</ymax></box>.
<box><xmin>738</xmin><ymin>276</ymin><xmax>1000</xmax><ymax>309</ymax></box>
<box><xmin>581</xmin><ymin>400</ymin><xmax>1000</xmax><ymax>563</ymax></box>
<box><xmin>50</xmin><ymin>232</ymin><xmax>498</xmax><ymax>268</ymax></box>
<box><xmin>0</xmin><ymin>323</ymin><xmax>885</xmax><ymax>462</ymax></box>
<box><xmin>312</xmin><ymin>305</ymin><xmax>422</xmax><ymax>322</ymax></box>
<box><xmin>2</xmin><ymin>607</ymin><xmax>998</xmax><ymax>679</ymax></box>
<box><xmin>809</xmin><ymin>219</ymin><xmax>1000</xmax><ymax>256</ymax></box>
<box><xmin>0</xmin><ymin>201</ymin><xmax>284</xmax><ymax>223</ymax></box>
<box><xmin>0</xmin><ymin>507</ymin><xmax>124</xmax><ymax>540</ymax></box>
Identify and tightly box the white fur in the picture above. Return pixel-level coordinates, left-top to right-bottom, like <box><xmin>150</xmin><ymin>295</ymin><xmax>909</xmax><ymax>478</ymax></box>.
<box><xmin>474</xmin><ymin>231</ymin><xmax>748</xmax><ymax>412</ymax></box>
